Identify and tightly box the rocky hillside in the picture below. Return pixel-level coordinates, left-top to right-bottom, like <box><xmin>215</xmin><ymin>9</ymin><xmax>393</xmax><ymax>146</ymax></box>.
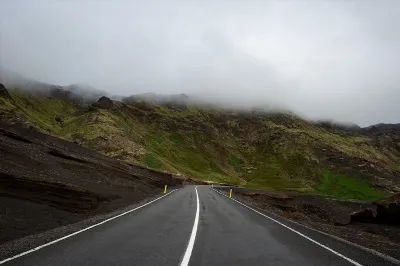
<box><xmin>0</xmin><ymin>83</ymin><xmax>399</xmax><ymax>200</ymax></box>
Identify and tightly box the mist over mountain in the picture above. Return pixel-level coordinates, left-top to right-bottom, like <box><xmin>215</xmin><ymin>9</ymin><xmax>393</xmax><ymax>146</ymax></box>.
<box><xmin>0</xmin><ymin>67</ymin><xmax>107</xmax><ymax>103</ymax></box>
<box><xmin>1</xmin><ymin>1</ymin><xmax>400</xmax><ymax>126</ymax></box>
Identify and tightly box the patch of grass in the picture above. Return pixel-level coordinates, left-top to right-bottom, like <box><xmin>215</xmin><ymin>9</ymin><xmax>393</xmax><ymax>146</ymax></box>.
<box><xmin>9</xmin><ymin>91</ymin><xmax>77</xmax><ymax>133</ymax></box>
<box><xmin>0</xmin><ymin>97</ymin><xmax>15</xmax><ymax>109</ymax></box>
<box><xmin>314</xmin><ymin>169</ymin><xmax>385</xmax><ymax>200</ymax></box>
<box><xmin>229</xmin><ymin>155</ymin><xmax>243</xmax><ymax>173</ymax></box>
<box><xmin>144</xmin><ymin>129</ymin><xmax>240</xmax><ymax>183</ymax></box>
<box><xmin>244</xmin><ymin>154</ymin><xmax>306</xmax><ymax>190</ymax></box>
<box><xmin>170</xmin><ymin>133</ymin><xmax>183</xmax><ymax>145</ymax></box>
<box><xmin>144</xmin><ymin>153</ymin><xmax>163</xmax><ymax>169</ymax></box>
<box><xmin>227</xmin><ymin>119</ymin><xmax>238</xmax><ymax>128</ymax></box>
<box><xmin>152</xmin><ymin>133</ymin><xmax>164</xmax><ymax>144</ymax></box>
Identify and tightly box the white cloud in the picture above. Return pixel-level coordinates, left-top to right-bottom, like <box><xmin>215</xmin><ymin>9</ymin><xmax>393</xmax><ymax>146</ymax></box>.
<box><xmin>0</xmin><ymin>0</ymin><xmax>399</xmax><ymax>126</ymax></box>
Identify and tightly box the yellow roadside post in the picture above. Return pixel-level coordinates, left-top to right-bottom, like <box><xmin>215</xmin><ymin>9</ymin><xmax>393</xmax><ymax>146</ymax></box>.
<box><xmin>229</xmin><ymin>189</ymin><xmax>232</xmax><ymax>198</ymax></box>
<box><xmin>164</xmin><ymin>185</ymin><xmax>167</xmax><ymax>194</ymax></box>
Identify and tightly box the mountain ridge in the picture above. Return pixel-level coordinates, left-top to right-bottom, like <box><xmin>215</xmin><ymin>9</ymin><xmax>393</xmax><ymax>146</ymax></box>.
<box><xmin>0</xmin><ymin>81</ymin><xmax>399</xmax><ymax>200</ymax></box>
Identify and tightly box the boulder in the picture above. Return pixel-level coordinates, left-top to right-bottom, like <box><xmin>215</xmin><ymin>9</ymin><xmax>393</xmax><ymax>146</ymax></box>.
<box><xmin>0</xmin><ymin>83</ymin><xmax>10</xmax><ymax>98</ymax></box>
<box><xmin>350</xmin><ymin>208</ymin><xmax>375</xmax><ymax>223</ymax></box>
<box><xmin>93</xmin><ymin>96</ymin><xmax>113</xmax><ymax>109</ymax></box>
<box><xmin>375</xmin><ymin>203</ymin><xmax>400</xmax><ymax>225</ymax></box>
<box><xmin>374</xmin><ymin>194</ymin><xmax>400</xmax><ymax>225</ymax></box>
<box><xmin>350</xmin><ymin>193</ymin><xmax>400</xmax><ymax>226</ymax></box>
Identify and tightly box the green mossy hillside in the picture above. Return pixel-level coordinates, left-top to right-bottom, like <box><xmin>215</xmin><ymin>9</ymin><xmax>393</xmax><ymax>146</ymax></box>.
<box><xmin>1</xmin><ymin>89</ymin><xmax>399</xmax><ymax>200</ymax></box>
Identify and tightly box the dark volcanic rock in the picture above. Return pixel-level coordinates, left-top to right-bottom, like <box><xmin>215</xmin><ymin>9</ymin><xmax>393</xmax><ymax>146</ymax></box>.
<box><xmin>364</xmin><ymin>123</ymin><xmax>400</xmax><ymax>135</ymax></box>
<box><xmin>362</xmin><ymin>124</ymin><xmax>400</xmax><ymax>144</ymax></box>
<box><xmin>350</xmin><ymin>209</ymin><xmax>375</xmax><ymax>223</ymax></box>
<box><xmin>123</xmin><ymin>92</ymin><xmax>189</xmax><ymax>110</ymax></box>
<box><xmin>49</xmin><ymin>87</ymin><xmax>84</xmax><ymax>106</ymax></box>
<box><xmin>0</xmin><ymin>83</ymin><xmax>10</xmax><ymax>98</ymax></box>
<box><xmin>349</xmin><ymin>193</ymin><xmax>400</xmax><ymax>226</ymax></box>
<box><xmin>375</xmin><ymin>203</ymin><xmax>400</xmax><ymax>225</ymax></box>
<box><xmin>361</xmin><ymin>123</ymin><xmax>400</xmax><ymax>155</ymax></box>
<box><xmin>316</xmin><ymin>120</ymin><xmax>361</xmax><ymax>133</ymax></box>
<box><xmin>93</xmin><ymin>96</ymin><xmax>113</xmax><ymax>109</ymax></box>
<box><xmin>375</xmin><ymin>193</ymin><xmax>400</xmax><ymax>225</ymax></box>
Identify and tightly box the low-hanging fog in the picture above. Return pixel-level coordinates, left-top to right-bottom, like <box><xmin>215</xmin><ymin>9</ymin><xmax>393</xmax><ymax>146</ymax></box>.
<box><xmin>1</xmin><ymin>1</ymin><xmax>399</xmax><ymax>126</ymax></box>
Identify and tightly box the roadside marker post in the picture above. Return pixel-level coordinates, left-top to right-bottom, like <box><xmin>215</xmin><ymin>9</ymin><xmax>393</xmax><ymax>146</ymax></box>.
<box><xmin>164</xmin><ymin>185</ymin><xmax>167</xmax><ymax>194</ymax></box>
<box><xmin>229</xmin><ymin>189</ymin><xmax>232</xmax><ymax>198</ymax></box>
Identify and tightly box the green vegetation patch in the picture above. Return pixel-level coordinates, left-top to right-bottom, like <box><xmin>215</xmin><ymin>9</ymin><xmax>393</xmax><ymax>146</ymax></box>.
<box><xmin>170</xmin><ymin>133</ymin><xmax>183</xmax><ymax>145</ymax></box>
<box><xmin>244</xmin><ymin>155</ymin><xmax>305</xmax><ymax>190</ymax></box>
<box><xmin>0</xmin><ymin>98</ymin><xmax>14</xmax><ymax>109</ymax></box>
<box><xmin>314</xmin><ymin>169</ymin><xmax>385</xmax><ymax>200</ymax></box>
<box><xmin>151</xmin><ymin>133</ymin><xmax>164</xmax><ymax>144</ymax></box>
<box><xmin>229</xmin><ymin>155</ymin><xmax>243</xmax><ymax>173</ymax></box>
<box><xmin>144</xmin><ymin>153</ymin><xmax>163</xmax><ymax>169</ymax></box>
<box><xmin>9</xmin><ymin>91</ymin><xmax>77</xmax><ymax>133</ymax></box>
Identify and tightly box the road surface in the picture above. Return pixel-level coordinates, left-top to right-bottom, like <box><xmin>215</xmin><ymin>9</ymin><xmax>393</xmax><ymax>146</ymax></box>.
<box><xmin>1</xmin><ymin>185</ymin><xmax>397</xmax><ymax>265</ymax></box>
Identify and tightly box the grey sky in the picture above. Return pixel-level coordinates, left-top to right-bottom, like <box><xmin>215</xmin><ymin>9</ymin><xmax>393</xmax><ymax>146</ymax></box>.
<box><xmin>1</xmin><ymin>0</ymin><xmax>399</xmax><ymax>126</ymax></box>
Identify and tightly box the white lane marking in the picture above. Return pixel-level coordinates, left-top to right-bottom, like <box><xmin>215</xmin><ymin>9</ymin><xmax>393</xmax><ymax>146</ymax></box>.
<box><xmin>0</xmin><ymin>189</ymin><xmax>178</xmax><ymax>265</ymax></box>
<box><xmin>180</xmin><ymin>186</ymin><xmax>200</xmax><ymax>266</ymax></box>
<box><xmin>211</xmin><ymin>188</ymin><xmax>363</xmax><ymax>266</ymax></box>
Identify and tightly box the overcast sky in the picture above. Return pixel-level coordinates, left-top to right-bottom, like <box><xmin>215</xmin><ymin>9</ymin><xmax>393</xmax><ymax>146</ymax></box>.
<box><xmin>1</xmin><ymin>1</ymin><xmax>399</xmax><ymax>126</ymax></box>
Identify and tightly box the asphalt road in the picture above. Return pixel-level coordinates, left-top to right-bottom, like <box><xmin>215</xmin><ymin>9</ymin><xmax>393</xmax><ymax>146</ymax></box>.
<box><xmin>1</xmin><ymin>185</ymin><xmax>397</xmax><ymax>266</ymax></box>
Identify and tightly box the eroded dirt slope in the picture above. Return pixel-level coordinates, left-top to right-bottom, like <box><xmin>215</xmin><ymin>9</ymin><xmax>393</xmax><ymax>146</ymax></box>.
<box><xmin>0</xmin><ymin>122</ymin><xmax>186</xmax><ymax>244</ymax></box>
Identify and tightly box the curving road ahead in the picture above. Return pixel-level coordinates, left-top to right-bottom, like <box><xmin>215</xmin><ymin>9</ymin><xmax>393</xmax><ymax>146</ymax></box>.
<box><xmin>1</xmin><ymin>186</ymin><xmax>397</xmax><ymax>266</ymax></box>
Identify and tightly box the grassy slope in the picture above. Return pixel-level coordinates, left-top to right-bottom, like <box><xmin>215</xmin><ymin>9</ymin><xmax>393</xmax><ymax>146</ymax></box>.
<box><xmin>314</xmin><ymin>169</ymin><xmax>384</xmax><ymax>200</ymax></box>
<box><xmin>1</xmin><ymin>90</ymin><xmax>399</xmax><ymax>200</ymax></box>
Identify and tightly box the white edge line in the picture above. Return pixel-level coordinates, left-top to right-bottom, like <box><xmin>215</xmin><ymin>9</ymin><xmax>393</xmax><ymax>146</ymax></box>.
<box><xmin>0</xmin><ymin>189</ymin><xmax>178</xmax><ymax>265</ymax></box>
<box><xmin>304</xmin><ymin>223</ymin><xmax>400</xmax><ymax>265</ymax></box>
<box><xmin>211</xmin><ymin>187</ymin><xmax>363</xmax><ymax>266</ymax></box>
<box><xmin>180</xmin><ymin>186</ymin><xmax>200</xmax><ymax>266</ymax></box>
<box><xmin>210</xmin><ymin>187</ymin><xmax>400</xmax><ymax>265</ymax></box>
